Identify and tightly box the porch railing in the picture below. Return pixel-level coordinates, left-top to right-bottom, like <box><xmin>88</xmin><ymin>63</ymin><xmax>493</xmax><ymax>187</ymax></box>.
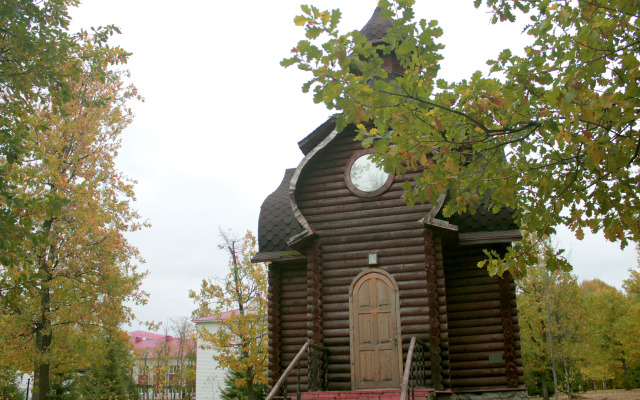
<box><xmin>265</xmin><ymin>340</ymin><xmax>329</xmax><ymax>400</ymax></box>
<box><xmin>400</xmin><ymin>337</ymin><xmax>428</xmax><ymax>400</ymax></box>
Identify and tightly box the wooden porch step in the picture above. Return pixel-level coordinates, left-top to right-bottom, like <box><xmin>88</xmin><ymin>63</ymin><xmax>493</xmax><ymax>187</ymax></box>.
<box><xmin>301</xmin><ymin>388</ymin><xmax>431</xmax><ymax>400</ymax></box>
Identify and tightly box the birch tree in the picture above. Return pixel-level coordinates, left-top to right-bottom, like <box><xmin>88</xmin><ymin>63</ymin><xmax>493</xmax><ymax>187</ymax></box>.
<box><xmin>190</xmin><ymin>230</ymin><xmax>267</xmax><ymax>400</ymax></box>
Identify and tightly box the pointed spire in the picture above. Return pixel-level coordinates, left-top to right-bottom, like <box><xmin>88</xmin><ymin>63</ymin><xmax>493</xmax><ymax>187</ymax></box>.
<box><xmin>359</xmin><ymin>6</ymin><xmax>393</xmax><ymax>44</ymax></box>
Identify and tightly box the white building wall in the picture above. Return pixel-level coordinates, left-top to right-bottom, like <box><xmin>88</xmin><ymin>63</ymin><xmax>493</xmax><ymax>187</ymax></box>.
<box><xmin>195</xmin><ymin>321</ymin><xmax>227</xmax><ymax>400</ymax></box>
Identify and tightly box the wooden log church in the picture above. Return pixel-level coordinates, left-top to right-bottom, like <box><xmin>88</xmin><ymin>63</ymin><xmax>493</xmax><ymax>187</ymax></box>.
<box><xmin>253</xmin><ymin>7</ymin><xmax>526</xmax><ymax>400</ymax></box>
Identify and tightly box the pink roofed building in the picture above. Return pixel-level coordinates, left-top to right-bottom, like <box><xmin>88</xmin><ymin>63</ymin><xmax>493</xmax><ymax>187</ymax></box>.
<box><xmin>129</xmin><ymin>330</ymin><xmax>196</xmax><ymax>400</ymax></box>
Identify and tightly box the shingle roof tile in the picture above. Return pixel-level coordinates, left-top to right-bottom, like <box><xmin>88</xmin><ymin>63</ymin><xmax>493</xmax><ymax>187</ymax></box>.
<box><xmin>257</xmin><ymin>169</ymin><xmax>304</xmax><ymax>253</ymax></box>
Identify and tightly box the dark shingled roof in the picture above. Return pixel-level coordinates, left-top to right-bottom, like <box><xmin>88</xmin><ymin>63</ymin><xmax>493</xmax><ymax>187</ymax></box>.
<box><xmin>360</xmin><ymin>6</ymin><xmax>393</xmax><ymax>44</ymax></box>
<box><xmin>298</xmin><ymin>116</ymin><xmax>336</xmax><ymax>155</ymax></box>
<box><xmin>438</xmin><ymin>202</ymin><xmax>519</xmax><ymax>233</ymax></box>
<box><xmin>257</xmin><ymin>169</ymin><xmax>304</xmax><ymax>254</ymax></box>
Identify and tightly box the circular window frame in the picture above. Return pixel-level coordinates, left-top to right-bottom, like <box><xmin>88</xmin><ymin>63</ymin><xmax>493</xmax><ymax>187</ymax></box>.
<box><xmin>344</xmin><ymin>149</ymin><xmax>394</xmax><ymax>198</ymax></box>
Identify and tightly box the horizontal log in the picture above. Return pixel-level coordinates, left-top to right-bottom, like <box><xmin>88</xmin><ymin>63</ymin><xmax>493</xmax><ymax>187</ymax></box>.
<box><xmin>447</xmin><ymin>291</ymin><xmax>501</xmax><ymax>304</ymax></box>
<box><xmin>449</xmin><ymin>341</ymin><xmax>505</xmax><ymax>354</ymax></box>
<box><xmin>448</xmin><ymin>308</ymin><xmax>501</xmax><ymax>321</ymax></box>
<box><xmin>313</xmin><ymin>211</ymin><xmax>425</xmax><ymax>231</ymax></box>
<box><xmin>452</xmin><ymin>367</ymin><xmax>507</xmax><ymax>378</ymax></box>
<box><xmin>323</xmin><ymin>328</ymin><xmax>350</xmax><ymax>338</ymax></box>
<box><xmin>296</xmin><ymin>182</ymin><xmax>407</xmax><ymax>202</ymax></box>
<box><xmin>325</xmin><ymin>372</ymin><xmax>351</xmax><ymax>382</ymax></box>
<box><xmin>445</xmin><ymin>276</ymin><xmax>500</xmax><ymax>288</ymax></box>
<box><xmin>281</xmin><ymin>298</ymin><xmax>309</xmax><ymax>308</ymax></box>
<box><xmin>280</xmin><ymin>268</ymin><xmax>307</xmax><ymax>279</ymax></box>
<box><xmin>323</xmin><ymin>294</ymin><xmax>348</xmax><ymax>304</ymax></box>
<box><xmin>398</xmin><ymin>288</ymin><xmax>429</xmax><ymax>299</ymax></box>
<box><xmin>281</xmin><ymin>344</ymin><xmax>310</xmax><ymax>356</ymax></box>
<box><xmin>321</xmin><ymin>267</ymin><xmax>365</xmax><ymax>279</ymax></box>
<box><xmin>323</xmin><ymin>319</ymin><xmax>349</xmax><ymax>330</ymax></box>
<box><xmin>449</xmin><ymin>325</ymin><xmax>504</xmax><ymax>337</ymax></box>
<box><xmin>449</xmin><ymin>333</ymin><xmax>506</xmax><ymax>346</ymax></box>
<box><xmin>323</xmin><ymin>245</ymin><xmax>426</xmax><ymax>263</ymax></box>
<box><xmin>447</xmin><ymin>300</ymin><xmax>502</xmax><ymax>313</ymax></box>
<box><xmin>446</xmin><ymin>283</ymin><xmax>514</xmax><ymax>296</ymax></box>
<box><xmin>279</xmin><ymin>330</ymin><xmax>307</xmax><ymax>342</ymax></box>
<box><xmin>400</xmin><ymin>297</ymin><xmax>429</xmax><ymax>308</ymax></box>
<box><xmin>297</xmin><ymin>189</ymin><xmax>406</xmax><ymax>210</ymax></box>
<box><xmin>323</xmin><ymin>302</ymin><xmax>349</xmax><ymax>313</ymax></box>
<box><xmin>282</xmin><ymin>281</ymin><xmax>308</xmax><ymax>290</ymax></box>
<box><xmin>323</xmin><ymin>336</ymin><xmax>349</xmax><ymax>346</ymax></box>
<box><xmin>446</xmin><ymin>269</ymin><xmax>500</xmax><ymax>281</ymax></box>
<box><xmin>327</xmin><ymin>363</ymin><xmax>351</xmax><ymax>373</ymax></box>
<box><xmin>298</xmin><ymin>179</ymin><xmax>347</xmax><ymax>192</ymax></box>
<box><xmin>281</xmin><ymin>336</ymin><xmax>308</xmax><ymax>346</ymax></box>
<box><xmin>326</xmin><ymin>345</ymin><xmax>350</xmax><ymax>355</ymax></box>
<box><xmin>322</xmin><ymin>237</ymin><xmax>424</xmax><ymax>261</ymax></box>
<box><xmin>400</xmin><ymin>306</ymin><xmax>428</xmax><ymax>317</ymax></box>
<box><xmin>448</xmin><ymin>317</ymin><xmax>507</xmax><ymax>329</ymax></box>
<box><xmin>320</xmin><ymin>228</ymin><xmax>425</xmax><ymax>246</ymax></box>
<box><xmin>400</xmin><ymin>333</ymin><xmax>429</xmax><ymax>342</ymax></box>
<box><xmin>450</xmin><ymin>351</ymin><xmax>504</xmax><ymax>362</ymax></box>
<box><xmin>323</xmin><ymin>254</ymin><xmax>426</xmax><ymax>270</ymax></box>
<box><xmin>319</xmin><ymin>221</ymin><xmax>426</xmax><ymax>239</ymax></box>
<box><xmin>307</xmin><ymin>204</ymin><xmax>431</xmax><ymax>226</ymax></box>
<box><xmin>322</xmin><ymin>311</ymin><xmax>348</xmax><ymax>321</ymax></box>
<box><xmin>401</xmin><ymin>324</ymin><xmax>430</xmax><ymax>334</ymax></box>
<box><xmin>281</xmin><ymin>321</ymin><xmax>307</xmax><ymax>330</ymax></box>
<box><xmin>321</xmin><ymin>263</ymin><xmax>427</xmax><ymax>279</ymax></box>
<box><xmin>327</xmin><ymin>354</ymin><xmax>350</xmax><ymax>364</ymax></box>
<box><xmin>280</xmin><ymin>313</ymin><xmax>308</xmax><ymax>323</ymax></box>
<box><xmin>284</xmin><ymin>374</ymin><xmax>308</xmax><ymax>386</ymax></box>
<box><xmin>279</xmin><ymin>276</ymin><xmax>307</xmax><ymax>285</ymax></box>
<box><xmin>401</xmin><ymin>315</ymin><xmax>429</xmax><ymax>325</ymax></box>
<box><xmin>452</xmin><ymin>359</ymin><xmax>513</xmax><ymax>369</ymax></box>
<box><xmin>280</xmin><ymin>290</ymin><xmax>307</xmax><ymax>300</ymax></box>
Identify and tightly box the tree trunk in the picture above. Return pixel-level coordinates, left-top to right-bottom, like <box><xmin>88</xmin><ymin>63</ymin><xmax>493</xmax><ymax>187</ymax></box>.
<box><xmin>602</xmin><ymin>376</ymin><xmax>607</xmax><ymax>390</ymax></box>
<box><xmin>621</xmin><ymin>350</ymin><xmax>629</xmax><ymax>388</ymax></box>
<box><xmin>33</xmin><ymin>259</ymin><xmax>53</xmax><ymax>400</ymax></box>
<box><xmin>560</xmin><ymin>344</ymin><xmax>572</xmax><ymax>398</ymax></box>
<box><xmin>542</xmin><ymin>379</ymin><xmax>549</xmax><ymax>400</ymax></box>
<box><xmin>247</xmin><ymin>377</ymin><xmax>255</xmax><ymax>400</ymax></box>
<box><xmin>544</xmin><ymin>270</ymin><xmax>559</xmax><ymax>400</ymax></box>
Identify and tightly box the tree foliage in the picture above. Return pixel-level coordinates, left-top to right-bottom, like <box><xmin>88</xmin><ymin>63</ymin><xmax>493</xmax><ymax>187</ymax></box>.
<box><xmin>283</xmin><ymin>0</ymin><xmax>640</xmax><ymax>275</ymax></box>
<box><xmin>517</xmin><ymin>238</ymin><xmax>583</xmax><ymax>398</ymax></box>
<box><xmin>0</xmin><ymin>27</ymin><xmax>145</xmax><ymax>400</ymax></box>
<box><xmin>518</xmin><ymin>251</ymin><xmax>640</xmax><ymax>395</ymax></box>
<box><xmin>0</xmin><ymin>0</ymin><xmax>130</xmax><ymax>263</ymax></box>
<box><xmin>220</xmin><ymin>368</ymin><xmax>268</xmax><ymax>400</ymax></box>
<box><xmin>190</xmin><ymin>230</ymin><xmax>267</xmax><ymax>400</ymax></box>
<box><xmin>69</xmin><ymin>331</ymin><xmax>139</xmax><ymax>400</ymax></box>
<box><xmin>0</xmin><ymin>367</ymin><xmax>25</xmax><ymax>400</ymax></box>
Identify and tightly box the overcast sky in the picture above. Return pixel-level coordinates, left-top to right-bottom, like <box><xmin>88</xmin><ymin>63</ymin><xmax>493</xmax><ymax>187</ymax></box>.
<box><xmin>68</xmin><ymin>0</ymin><xmax>638</xmax><ymax>332</ymax></box>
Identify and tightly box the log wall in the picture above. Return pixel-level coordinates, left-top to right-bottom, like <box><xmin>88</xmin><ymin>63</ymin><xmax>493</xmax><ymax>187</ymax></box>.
<box><xmin>296</xmin><ymin>132</ymin><xmax>436</xmax><ymax>391</ymax></box>
<box><xmin>443</xmin><ymin>245</ymin><xmax>524</xmax><ymax>389</ymax></box>
<box><xmin>272</xmin><ymin>262</ymin><xmax>310</xmax><ymax>391</ymax></box>
<box><xmin>267</xmin><ymin>129</ymin><xmax>523</xmax><ymax>392</ymax></box>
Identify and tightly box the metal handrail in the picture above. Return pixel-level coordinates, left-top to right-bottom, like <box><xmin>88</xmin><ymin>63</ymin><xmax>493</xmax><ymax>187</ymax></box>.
<box><xmin>266</xmin><ymin>340</ymin><xmax>309</xmax><ymax>400</ymax></box>
<box><xmin>400</xmin><ymin>337</ymin><xmax>428</xmax><ymax>400</ymax></box>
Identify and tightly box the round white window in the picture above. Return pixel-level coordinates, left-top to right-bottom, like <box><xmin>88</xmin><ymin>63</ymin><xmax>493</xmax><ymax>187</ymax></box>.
<box><xmin>346</xmin><ymin>152</ymin><xmax>392</xmax><ymax>197</ymax></box>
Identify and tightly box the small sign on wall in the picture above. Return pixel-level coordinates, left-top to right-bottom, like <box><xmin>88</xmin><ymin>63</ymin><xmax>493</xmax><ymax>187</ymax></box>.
<box><xmin>488</xmin><ymin>352</ymin><xmax>504</xmax><ymax>364</ymax></box>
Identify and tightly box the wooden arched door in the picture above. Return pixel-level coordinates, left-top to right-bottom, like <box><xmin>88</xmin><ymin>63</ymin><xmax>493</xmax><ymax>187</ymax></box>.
<box><xmin>349</xmin><ymin>269</ymin><xmax>403</xmax><ymax>390</ymax></box>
